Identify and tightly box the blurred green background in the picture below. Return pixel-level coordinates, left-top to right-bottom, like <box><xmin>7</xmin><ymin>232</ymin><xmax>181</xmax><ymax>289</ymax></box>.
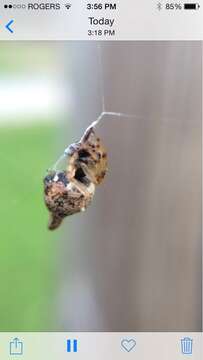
<box><xmin>0</xmin><ymin>44</ymin><xmax>62</xmax><ymax>330</ymax></box>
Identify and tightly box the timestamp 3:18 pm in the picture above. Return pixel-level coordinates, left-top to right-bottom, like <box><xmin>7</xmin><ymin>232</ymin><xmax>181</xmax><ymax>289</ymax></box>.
<box><xmin>88</xmin><ymin>29</ymin><xmax>116</xmax><ymax>37</ymax></box>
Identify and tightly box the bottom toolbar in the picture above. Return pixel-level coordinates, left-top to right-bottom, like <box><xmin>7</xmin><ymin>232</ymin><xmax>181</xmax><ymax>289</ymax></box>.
<box><xmin>0</xmin><ymin>333</ymin><xmax>202</xmax><ymax>359</ymax></box>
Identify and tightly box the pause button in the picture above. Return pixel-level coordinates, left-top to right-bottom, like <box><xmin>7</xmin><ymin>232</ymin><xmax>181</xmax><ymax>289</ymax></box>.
<box><xmin>67</xmin><ymin>339</ymin><xmax>78</xmax><ymax>353</ymax></box>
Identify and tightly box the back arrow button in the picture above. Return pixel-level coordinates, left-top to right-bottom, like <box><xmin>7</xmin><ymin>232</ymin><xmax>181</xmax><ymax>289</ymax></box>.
<box><xmin>5</xmin><ymin>20</ymin><xmax>14</xmax><ymax>33</ymax></box>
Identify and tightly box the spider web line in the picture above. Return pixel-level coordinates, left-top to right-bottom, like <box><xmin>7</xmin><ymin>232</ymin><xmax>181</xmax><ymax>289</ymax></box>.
<box><xmin>80</xmin><ymin>43</ymin><xmax>144</xmax><ymax>142</ymax></box>
<box><xmin>98</xmin><ymin>43</ymin><xmax>105</xmax><ymax>113</ymax></box>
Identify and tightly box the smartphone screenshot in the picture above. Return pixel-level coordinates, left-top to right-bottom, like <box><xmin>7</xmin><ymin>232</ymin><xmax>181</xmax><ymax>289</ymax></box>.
<box><xmin>0</xmin><ymin>0</ymin><xmax>202</xmax><ymax>359</ymax></box>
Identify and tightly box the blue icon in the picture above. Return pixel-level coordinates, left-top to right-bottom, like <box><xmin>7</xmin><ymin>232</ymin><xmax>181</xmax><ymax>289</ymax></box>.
<box><xmin>9</xmin><ymin>338</ymin><xmax>23</xmax><ymax>355</ymax></box>
<box><xmin>67</xmin><ymin>339</ymin><xmax>78</xmax><ymax>353</ymax></box>
<box><xmin>181</xmin><ymin>337</ymin><xmax>193</xmax><ymax>355</ymax></box>
<box><xmin>121</xmin><ymin>339</ymin><xmax>136</xmax><ymax>352</ymax></box>
<box><xmin>5</xmin><ymin>19</ymin><xmax>14</xmax><ymax>33</ymax></box>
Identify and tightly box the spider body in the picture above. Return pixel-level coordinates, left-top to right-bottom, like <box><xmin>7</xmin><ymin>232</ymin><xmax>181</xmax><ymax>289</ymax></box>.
<box><xmin>44</xmin><ymin>127</ymin><xmax>108</xmax><ymax>230</ymax></box>
<box><xmin>67</xmin><ymin>127</ymin><xmax>108</xmax><ymax>185</ymax></box>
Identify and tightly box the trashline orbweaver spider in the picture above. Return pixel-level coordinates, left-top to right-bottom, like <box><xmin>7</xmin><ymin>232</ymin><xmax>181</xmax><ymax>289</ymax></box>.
<box><xmin>44</xmin><ymin>117</ymin><xmax>108</xmax><ymax>230</ymax></box>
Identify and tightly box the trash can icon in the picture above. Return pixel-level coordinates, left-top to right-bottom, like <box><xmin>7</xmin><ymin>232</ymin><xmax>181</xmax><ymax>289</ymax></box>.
<box><xmin>181</xmin><ymin>337</ymin><xmax>193</xmax><ymax>354</ymax></box>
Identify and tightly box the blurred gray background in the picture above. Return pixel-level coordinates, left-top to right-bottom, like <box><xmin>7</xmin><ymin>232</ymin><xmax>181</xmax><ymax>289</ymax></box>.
<box><xmin>57</xmin><ymin>41</ymin><xmax>202</xmax><ymax>331</ymax></box>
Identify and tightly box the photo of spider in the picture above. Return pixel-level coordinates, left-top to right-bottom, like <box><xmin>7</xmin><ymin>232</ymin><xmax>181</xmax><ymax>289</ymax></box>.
<box><xmin>44</xmin><ymin>125</ymin><xmax>108</xmax><ymax>230</ymax></box>
<box><xmin>1</xmin><ymin>42</ymin><xmax>200</xmax><ymax>333</ymax></box>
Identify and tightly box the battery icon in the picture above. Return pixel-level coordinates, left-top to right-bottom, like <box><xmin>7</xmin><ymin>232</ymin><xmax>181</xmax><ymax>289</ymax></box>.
<box><xmin>184</xmin><ymin>3</ymin><xmax>200</xmax><ymax>9</ymax></box>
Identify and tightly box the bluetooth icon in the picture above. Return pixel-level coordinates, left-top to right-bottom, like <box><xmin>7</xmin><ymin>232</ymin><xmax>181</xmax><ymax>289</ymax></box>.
<box><xmin>157</xmin><ymin>2</ymin><xmax>162</xmax><ymax>10</ymax></box>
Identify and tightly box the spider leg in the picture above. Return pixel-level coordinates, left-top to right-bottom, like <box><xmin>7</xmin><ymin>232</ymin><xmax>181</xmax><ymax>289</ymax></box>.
<box><xmin>64</xmin><ymin>142</ymin><xmax>81</xmax><ymax>156</ymax></box>
<box><xmin>81</xmin><ymin>111</ymin><xmax>136</xmax><ymax>142</ymax></box>
<box><xmin>71</xmin><ymin>178</ymin><xmax>94</xmax><ymax>197</ymax></box>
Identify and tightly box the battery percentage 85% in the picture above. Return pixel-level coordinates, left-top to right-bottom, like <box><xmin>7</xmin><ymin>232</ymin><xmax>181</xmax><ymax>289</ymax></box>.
<box><xmin>165</xmin><ymin>3</ymin><xmax>182</xmax><ymax>9</ymax></box>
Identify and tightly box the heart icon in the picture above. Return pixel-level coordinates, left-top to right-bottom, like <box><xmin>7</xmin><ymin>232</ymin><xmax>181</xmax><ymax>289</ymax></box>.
<box><xmin>121</xmin><ymin>339</ymin><xmax>136</xmax><ymax>352</ymax></box>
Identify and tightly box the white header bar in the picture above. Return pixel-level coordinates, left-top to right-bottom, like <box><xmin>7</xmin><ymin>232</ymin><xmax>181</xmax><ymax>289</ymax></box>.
<box><xmin>0</xmin><ymin>0</ymin><xmax>202</xmax><ymax>40</ymax></box>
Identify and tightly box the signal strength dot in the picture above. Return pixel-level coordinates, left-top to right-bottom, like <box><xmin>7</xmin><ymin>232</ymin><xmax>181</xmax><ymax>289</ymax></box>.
<box><xmin>4</xmin><ymin>4</ymin><xmax>13</xmax><ymax>8</ymax></box>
